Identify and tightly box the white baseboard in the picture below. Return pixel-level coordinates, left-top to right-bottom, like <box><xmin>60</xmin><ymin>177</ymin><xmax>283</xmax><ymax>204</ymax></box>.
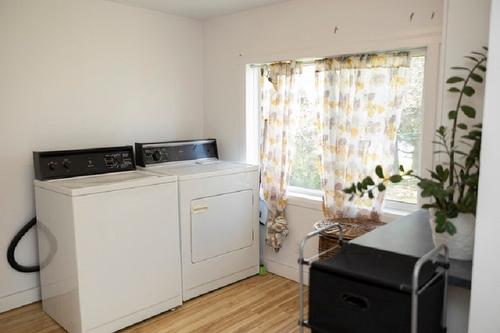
<box><xmin>264</xmin><ymin>258</ymin><xmax>310</xmax><ymax>285</ymax></box>
<box><xmin>0</xmin><ymin>287</ymin><xmax>41</xmax><ymax>314</ymax></box>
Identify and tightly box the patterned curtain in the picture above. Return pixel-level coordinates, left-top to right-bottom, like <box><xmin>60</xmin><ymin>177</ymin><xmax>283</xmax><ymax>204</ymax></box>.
<box><xmin>260</xmin><ymin>62</ymin><xmax>302</xmax><ymax>251</ymax></box>
<box><xmin>315</xmin><ymin>52</ymin><xmax>411</xmax><ymax>220</ymax></box>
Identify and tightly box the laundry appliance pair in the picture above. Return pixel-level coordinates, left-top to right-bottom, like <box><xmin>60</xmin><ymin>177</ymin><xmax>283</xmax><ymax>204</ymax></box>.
<box><xmin>33</xmin><ymin>139</ymin><xmax>259</xmax><ymax>333</ymax></box>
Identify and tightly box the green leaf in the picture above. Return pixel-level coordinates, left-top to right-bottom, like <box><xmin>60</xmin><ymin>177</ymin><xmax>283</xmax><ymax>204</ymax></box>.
<box><xmin>446</xmin><ymin>76</ymin><xmax>464</xmax><ymax>84</ymax></box>
<box><xmin>461</xmin><ymin>105</ymin><xmax>476</xmax><ymax>118</ymax></box>
<box><xmin>465</xmin><ymin>56</ymin><xmax>479</xmax><ymax>62</ymax></box>
<box><xmin>435</xmin><ymin>223</ymin><xmax>446</xmax><ymax>233</ymax></box>
<box><xmin>365</xmin><ymin>176</ymin><xmax>375</xmax><ymax>186</ymax></box>
<box><xmin>457</xmin><ymin>123</ymin><xmax>468</xmax><ymax>130</ymax></box>
<box><xmin>448</xmin><ymin>111</ymin><xmax>457</xmax><ymax>120</ymax></box>
<box><xmin>463</xmin><ymin>86</ymin><xmax>475</xmax><ymax>97</ymax></box>
<box><xmin>368</xmin><ymin>190</ymin><xmax>374</xmax><ymax>199</ymax></box>
<box><xmin>436</xmin><ymin>165</ymin><xmax>444</xmax><ymax>175</ymax></box>
<box><xmin>377</xmin><ymin>183</ymin><xmax>386</xmax><ymax>192</ymax></box>
<box><xmin>478</xmin><ymin>65</ymin><xmax>487</xmax><ymax>72</ymax></box>
<box><xmin>450</xmin><ymin>66</ymin><xmax>470</xmax><ymax>71</ymax></box>
<box><xmin>483</xmin><ymin>46</ymin><xmax>489</xmax><ymax>52</ymax></box>
<box><xmin>430</xmin><ymin>171</ymin><xmax>441</xmax><ymax>182</ymax></box>
<box><xmin>389</xmin><ymin>175</ymin><xmax>403</xmax><ymax>183</ymax></box>
<box><xmin>448</xmin><ymin>87</ymin><xmax>460</xmax><ymax>93</ymax></box>
<box><xmin>436</xmin><ymin>211</ymin><xmax>447</xmax><ymax>224</ymax></box>
<box><xmin>399</xmin><ymin>165</ymin><xmax>405</xmax><ymax>172</ymax></box>
<box><xmin>446</xmin><ymin>222</ymin><xmax>457</xmax><ymax>235</ymax></box>
<box><xmin>375</xmin><ymin>165</ymin><xmax>384</xmax><ymax>179</ymax></box>
<box><xmin>470</xmin><ymin>73</ymin><xmax>483</xmax><ymax>83</ymax></box>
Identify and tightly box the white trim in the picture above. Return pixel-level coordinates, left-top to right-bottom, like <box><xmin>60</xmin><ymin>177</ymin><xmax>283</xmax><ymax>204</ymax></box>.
<box><xmin>383</xmin><ymin>200</ymin><xmax>419</xmax><ymax>214</ymax></box>
<box><xmin>420</xmin><ymin>41</ymin><xmax>442</xmax><ymax>196</ymax></box>
<box><xmin>237</xmin><ymin>32</ymin><xmax>442</xmax><ymax>66</ymax></box>
<box><xmin>287</xmin><ymin>190</ymin><xmax>412</xmax><ymax>223</ymax></box>
<box><xmin>264</xmin><ymin>258</ymin><xmax>308</xmax><ymax>285</ymax></box>
<box><xmin>0</xmin><ymin>286</ymin><xmax>40</xmax><ymax>314</ymax></box>
<box><xmin>245</xmin><ymin>66</ymin><xmax>260</xmax><ymax>165</ymax></box>
<box><xmin>287</xmin><ymin>185</ymin><xmax>322</xmax><ymax>198</ymax></box>
<box><xmin>287</xmin><ymin>190</ymin><xmax>322</xmax><ymax>210</ymax></box>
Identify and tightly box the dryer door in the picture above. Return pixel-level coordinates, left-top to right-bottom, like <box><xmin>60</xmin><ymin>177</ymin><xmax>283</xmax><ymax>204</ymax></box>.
<box><xmin>191</xmin><ymin>190</ymin><xmax>253</xmax><ymax>263</ymax></box>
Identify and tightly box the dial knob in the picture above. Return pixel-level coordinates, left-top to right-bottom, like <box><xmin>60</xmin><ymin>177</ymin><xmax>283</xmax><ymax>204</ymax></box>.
<box><xmin>152</xmin><ymin>150</ymin><xmax>162</xmax><ymax>162</ymax></box>
<box><xmin>62</xmin><ymin>159</ymin><xmax>71</xmax><ymax>169</ymax></box>
<box><xmin>48</xmin><ymin>161</ymin><xmax>57</xmax><ymax>170</ymax></box>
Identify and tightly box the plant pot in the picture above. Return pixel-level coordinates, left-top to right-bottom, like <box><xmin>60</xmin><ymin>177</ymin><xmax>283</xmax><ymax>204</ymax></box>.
<box><xmin>429</xmin><ymin>211</ymin><xmax>475</xmax><ymax>261</ymax></box>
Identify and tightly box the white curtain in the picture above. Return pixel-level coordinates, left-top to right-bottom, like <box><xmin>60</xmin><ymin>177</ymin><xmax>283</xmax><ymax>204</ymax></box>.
<box><xmin>315</xmin><ymin>52</ymin><xmax>411</xmax><ymax>220</ymax></box>
<box><xmin>259</xmin><ymin>62</ymin><xmax>302</xmax><ymax>251</ymax></box>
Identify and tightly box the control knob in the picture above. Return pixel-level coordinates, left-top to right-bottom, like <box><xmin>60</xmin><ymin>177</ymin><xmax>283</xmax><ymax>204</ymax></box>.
<box><xmin>48</xmin><ymin>161</ymin><xmax>57</xmax><ymax>170</ymax></box>
<box><xmin>152</xmin><ymin>150</ymin><xmax>162</xmax><ymax>162</ymax></box>
<box><xmin>62</xmin><ymin>159</ymin><xmax>71</xmax><ymax>169</ymax></box>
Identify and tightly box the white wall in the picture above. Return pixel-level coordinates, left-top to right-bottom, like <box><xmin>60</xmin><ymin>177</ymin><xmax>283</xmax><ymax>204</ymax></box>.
<box><xmin>204</xmin><ymin>0</ymin><xmax>444</xmax><ymax>275</ymax></box>
<box><xmin>204</xmin><ymin>0</ymin><xmax>444</xmax><ymax>161</ymax></box>
<box><xmin>438</xmin><ymin>1</ymin><xmax>491</xmax><ymax>331</ymax></box>
<box><xmin>0</xmin><ymin>0</ymin><xmax>204</xmax><ymax>312</ymax></box>
<box><xmin>469</xmin><ymin>1</ymin><xmax>500</xmax><ymax>331</ymax></box>
<box><xmin>440</xmin><ymin>0</ymin><xmax>491</xmax><ymax>126</ymax></box>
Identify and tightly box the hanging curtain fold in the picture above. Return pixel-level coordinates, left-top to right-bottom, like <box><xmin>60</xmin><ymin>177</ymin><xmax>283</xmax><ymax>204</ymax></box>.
<box><xmin>314</xmin><ymin>52</ymin><xmax>411</xmax><ymax>221</ymax></box>
<box><xmin>259</xmin><ymin>62</ymin><xmax>302</xmax><ymax>251</ymax></box>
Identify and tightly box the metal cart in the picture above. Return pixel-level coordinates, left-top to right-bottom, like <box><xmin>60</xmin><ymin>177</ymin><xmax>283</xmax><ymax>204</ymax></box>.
<box><xmin>298</xmin><ymin>222</ymin><xmax>449</xmax><ymax>333</ymax></box>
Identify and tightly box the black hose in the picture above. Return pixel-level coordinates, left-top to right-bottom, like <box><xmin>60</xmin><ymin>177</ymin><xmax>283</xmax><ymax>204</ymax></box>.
<box><xmin>7</xmin><ymin>217</ymin><xmax>40</xmax><ymax>273</ymax></box>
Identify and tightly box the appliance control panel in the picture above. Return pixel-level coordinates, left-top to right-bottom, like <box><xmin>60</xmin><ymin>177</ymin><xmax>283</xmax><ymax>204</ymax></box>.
<box><xmin>135</xmin><ymin>139</ymin><xmax>219</xmax><ymax>166</ymax></box>
<box><xmin>34</xmin><ymin>146</ymin><xmax>135</xmax><ymax>180</ymax></box>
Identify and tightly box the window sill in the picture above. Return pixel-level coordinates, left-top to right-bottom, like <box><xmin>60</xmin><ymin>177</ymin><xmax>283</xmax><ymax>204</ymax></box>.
<box><xmin>287</xmin><ymin>191</ymin><xmax>417</xmax><ymax>223</ymax></box>
<box><xmin>287</xmin><ymin>191</ymin><xmax>323</xmax><ymax>210</ymax></box>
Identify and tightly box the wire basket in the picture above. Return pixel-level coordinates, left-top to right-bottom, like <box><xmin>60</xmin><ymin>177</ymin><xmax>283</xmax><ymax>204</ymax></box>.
<box><xmin>314</xmin><ymin>217</ymin><xmax>385</xmax><ymax>260</ymax></box>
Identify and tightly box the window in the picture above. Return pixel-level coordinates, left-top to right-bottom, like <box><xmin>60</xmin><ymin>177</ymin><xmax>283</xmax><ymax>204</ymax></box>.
<box><xmin>289</xmin><ymin>65</ymin><xmax>322</xmax><ymax>191</ymax></box>
<box><xmin>248</xmin><ymin>50</ymin><xmax>427</xmax><ymax>207</ymax></box>
<box><xmin>385</xmin><ymin>55</ymin><xmax>425</xmax><ymax>204</ymax></box>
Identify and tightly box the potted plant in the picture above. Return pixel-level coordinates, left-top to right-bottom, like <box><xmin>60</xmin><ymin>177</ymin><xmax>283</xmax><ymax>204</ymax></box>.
<box><xmin>343</xmin><ymin>48</ymin><xmax>487</xmax><ymax>260</ymax></box>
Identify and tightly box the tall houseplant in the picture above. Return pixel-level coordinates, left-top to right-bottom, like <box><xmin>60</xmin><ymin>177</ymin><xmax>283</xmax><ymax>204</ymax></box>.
<box><xmin>343</xmin><ymin>48</ymin><xmax>487</xmax><ymax>260</ymax></box>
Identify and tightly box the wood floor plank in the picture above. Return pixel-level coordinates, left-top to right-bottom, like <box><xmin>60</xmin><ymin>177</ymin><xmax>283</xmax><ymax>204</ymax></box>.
<box><xmin>0</xmin><ymin>274</ymin><xmax>310</xmax><ymax>333</ymax></box>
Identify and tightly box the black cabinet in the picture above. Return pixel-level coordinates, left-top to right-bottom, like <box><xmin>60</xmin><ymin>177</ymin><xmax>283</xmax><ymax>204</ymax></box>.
<box><xmin>309</xmin><ymin>244</ymin><xmax>445</xmax><ymax>333</ymax></box>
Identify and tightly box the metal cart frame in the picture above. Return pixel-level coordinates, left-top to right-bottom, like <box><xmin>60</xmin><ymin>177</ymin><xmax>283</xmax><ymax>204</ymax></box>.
<box><xmin>298</xmin><ymin>223</ymin><xmax>449</xmax><ymax>333</ymax></box>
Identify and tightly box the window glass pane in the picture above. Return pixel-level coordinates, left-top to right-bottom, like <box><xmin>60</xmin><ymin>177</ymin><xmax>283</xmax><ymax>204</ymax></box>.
<box><xmin>289</xmin><ymin>65</ymin><xmax>322</xmax><ymax>190</ymax></box>
<box><xmin>385</xmin><ymin>56</ymin><xmax>426</xmax><ymax>204</ymax></box>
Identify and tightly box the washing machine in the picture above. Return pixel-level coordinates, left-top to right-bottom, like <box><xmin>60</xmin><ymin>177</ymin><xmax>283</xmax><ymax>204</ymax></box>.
<box><xmin>135</xmin><ymin>139</ymin><xmax>259</xmax><ymax>301</ymax></box>
<box><xmin>33</xmin><ymin>146</ymin><xmax>182</xmax><ymax>333</ymax></box>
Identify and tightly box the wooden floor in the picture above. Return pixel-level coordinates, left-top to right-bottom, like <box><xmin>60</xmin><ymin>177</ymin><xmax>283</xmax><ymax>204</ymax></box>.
<box><xmin>0</xmin><ymin>274</ymin><xmax>309</xmax><ymax>333</ymax></box>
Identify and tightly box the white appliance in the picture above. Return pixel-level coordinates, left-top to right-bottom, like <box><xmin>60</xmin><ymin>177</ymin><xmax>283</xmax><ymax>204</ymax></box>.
<box><xmin>135</xmin><ymin>139</ymin><xmax>259</xmax><ymax>300</ymax></box>
<box><xmin>33</xmin><ymin>146</ymin><xmax>182</xmax><ymax>333</ymax></box>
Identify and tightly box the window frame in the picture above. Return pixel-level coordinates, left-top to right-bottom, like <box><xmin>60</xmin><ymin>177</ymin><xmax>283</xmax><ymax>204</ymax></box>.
<box><xmin>246</xmin><ymin>44</ymin><xmax>441</xmax><ymax>216</ymax></box>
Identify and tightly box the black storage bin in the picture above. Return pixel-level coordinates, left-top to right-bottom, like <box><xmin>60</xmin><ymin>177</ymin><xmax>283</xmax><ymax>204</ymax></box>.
<box><xmin>309</xmin><ymin>244</ymin><xmax>445</xmax><ymax>333</ymax></box>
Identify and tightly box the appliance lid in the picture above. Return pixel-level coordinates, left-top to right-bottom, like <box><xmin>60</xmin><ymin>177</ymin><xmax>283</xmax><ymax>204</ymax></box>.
<box><xmin>144</xmin><ymin>160</ymin><xmax>258</xmax><ymax>180</ymax></box>
<box><xmin>34</xmin><ymin>170</ymin><xmax>176</xmax><ymax>196</ymax></box>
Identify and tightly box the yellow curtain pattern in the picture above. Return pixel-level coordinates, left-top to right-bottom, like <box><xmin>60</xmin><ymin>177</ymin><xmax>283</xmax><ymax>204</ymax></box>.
<box><xmin>260</xmin><ymin>62</ymin><xmax>302</xmax><ymax>251</ymax></box>
<box><xmin>315</xmin><ymin>52</ymin><xmax>411</xmax><ymax>220</ymax></box>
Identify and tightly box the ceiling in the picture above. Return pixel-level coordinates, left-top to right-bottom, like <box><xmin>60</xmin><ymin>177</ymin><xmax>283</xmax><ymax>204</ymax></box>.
<box><xmin>109</xmin><ymin>0</ymin><xmax>291</xmax><ymax>19</ymax></box>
